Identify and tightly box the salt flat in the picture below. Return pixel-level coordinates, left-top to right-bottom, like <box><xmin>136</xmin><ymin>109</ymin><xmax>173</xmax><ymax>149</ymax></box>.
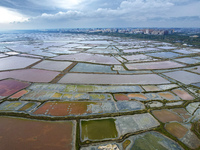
<box><xmin>0</xmin><ymin>33</ymin><xmax>199</xmax><ymax>150</ymax></box>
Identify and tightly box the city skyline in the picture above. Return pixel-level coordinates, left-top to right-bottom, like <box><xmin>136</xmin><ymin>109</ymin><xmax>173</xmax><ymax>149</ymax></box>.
<box><xmin>0</xmin><ymin>0</ymin><xmax>200</xmax><ymax>30</ymax></box>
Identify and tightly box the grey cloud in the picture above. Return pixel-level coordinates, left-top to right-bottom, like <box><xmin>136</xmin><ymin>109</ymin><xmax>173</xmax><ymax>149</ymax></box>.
<box><xmin>19</xmin><ymin>0</ymin><xmax>199</xmax><ymax>26</ymax></box>
<box><xmin>149</xmin><ymin>16</ymin><xmax>200</xmax><ymax>21</ymax></box>
<box><xmin>1</xmin><ymin>0</ymin><xmax>200</xmax><ymax>29</ymax></box>
<box><xmin>94</xmin><ymin>0</ymin><xmax>174</xmax><ymax>20</ymax></box>
<box><xmin>170</xmin><ymin>16</ymin><xmax>200</xmax><ymax>21</ymax></box>
<box><xmin>0</xmin><ymin>0</ymin><xmax>59</xmax><ymax>16</ymax></box>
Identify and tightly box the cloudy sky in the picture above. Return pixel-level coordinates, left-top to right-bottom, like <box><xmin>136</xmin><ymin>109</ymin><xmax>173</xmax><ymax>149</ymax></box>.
<box><xmin>0</xmin><ymin>0</ymin><xmax>200</xmax><ymax>30</ymax></box>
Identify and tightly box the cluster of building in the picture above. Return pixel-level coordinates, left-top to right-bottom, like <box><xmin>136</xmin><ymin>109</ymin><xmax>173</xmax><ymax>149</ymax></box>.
<box><xmin>117</xmin><ymin>28</ymin><xmax>174</xmax><ymax>35</ymax></box>
<box><xmin>58</xmin><ymin>28</ymin><xmax>175</xmax><ymax>35</ymax></box>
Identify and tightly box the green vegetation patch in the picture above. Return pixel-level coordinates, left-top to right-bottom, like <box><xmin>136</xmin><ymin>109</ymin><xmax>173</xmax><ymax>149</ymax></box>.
<box><xmin>89</xmin><ymin>94</ymin><xmax>106</xmax><ymax>100</ymax></box>
<box><xmin>76</xmin><ymin>85</ymin><xmax>96</xmax><ymax>93</ymax></box>
<box><xmin>18</xmin><ymin>103</ymin><xmax>35</xmax><ymax>111</ymax></box>
<box><xmin>131</xmin><ymin>133</ymin><xmax>167</xmax><ymax>150</ymax></box>
<box><xmin>64</xmin><ymin>85</ymin><xmax>96</xmax><ymax>93</ymax></box>
<box><xmin>123</xmin><ymin>140</ymin><xmax>131</xmax><ymax>149</ymax></box>
<box><xmin>81</xmin><ymin>118</ymin><xmax>118</xmax><ymax>141</ymax></box>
